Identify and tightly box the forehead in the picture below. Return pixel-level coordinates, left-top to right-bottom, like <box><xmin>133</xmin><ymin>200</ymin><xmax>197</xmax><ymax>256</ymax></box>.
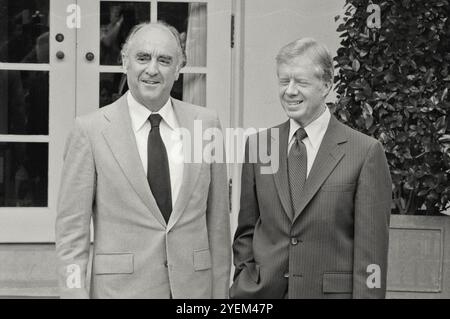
<box><xmin>129</xmin><ymin>26</ymin><xmax>179</xmax><ymax>55</ymax></box>
<box><xmin>277</xmin><ymin>56</ymin><xmax>322</xmax><ymax>79</ymax></box>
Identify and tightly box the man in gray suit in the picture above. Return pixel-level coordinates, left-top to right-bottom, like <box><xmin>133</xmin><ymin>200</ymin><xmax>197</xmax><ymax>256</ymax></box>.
<box><xmin>55</xmin><ymin>22</ymin><xmax>231</xmax><ymax>298</ymax></box>
<box><xmin>230</xmin><ymin>38</ymin><xmax>392</xmax><ymax>299</ymax></box>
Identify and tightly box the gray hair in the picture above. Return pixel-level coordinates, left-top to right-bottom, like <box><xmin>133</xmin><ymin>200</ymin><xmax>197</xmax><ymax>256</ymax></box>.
<box><xmin>121</xmin><ymin>21</ymin><xmax>187</xmax><ymax>69</ymax></box>
<box><xmin>276</xmin><ymin>37</ymin><xmax>334</xmax><ymax>85</ymax></box>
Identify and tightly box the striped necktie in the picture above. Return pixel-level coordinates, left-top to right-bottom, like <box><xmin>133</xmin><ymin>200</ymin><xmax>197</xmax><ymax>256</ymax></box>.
<box><xmin>288</xmin><ymin>127</ymin><xmax>308</xmax><ymax>219</ymax></box>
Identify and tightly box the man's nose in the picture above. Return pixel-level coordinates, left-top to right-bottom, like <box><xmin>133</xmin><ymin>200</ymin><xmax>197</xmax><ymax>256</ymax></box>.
<box><xmin>285</xmin><ymin>80</ymin><xmax>299</xmax><ymax>96</ymax></box>
<box><xmin>145</xmin><ymin>60</ymin><xmax>159</xmax><ymax>75</ymax></box>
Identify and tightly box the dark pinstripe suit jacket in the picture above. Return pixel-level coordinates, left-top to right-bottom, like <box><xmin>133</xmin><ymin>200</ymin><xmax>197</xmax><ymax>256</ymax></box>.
<box><xmin>230</xmin><ymin>115</ymin><xmax>392</xmax><ymax>299</ymax></box>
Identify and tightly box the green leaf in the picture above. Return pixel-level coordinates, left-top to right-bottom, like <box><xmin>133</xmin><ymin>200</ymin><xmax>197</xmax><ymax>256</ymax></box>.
<box><xmin>435</xmin><ymin>116</ymin><xmax>447</xmax><ymax>134</ymax></box>
<box><xmin>363</xmin><ymin>102</ymin><xmax>373</xmax><ymax>115</ymax></box>
<box><xmin>352</xmin><ymin>59</ymin><xmax>360</xmax><ymax>72</ymax></box>
<box><xmin>441</xmin><ymin>88</ymin><xmax>448</xmax><ymax>101</ymax></box>
<box><xmin>439</xmin><ymin>135</ymin><xmax>450</xmax><ymax>143</ymax></box>
<box><xmin>418</xmin><ymin>190</ymin><xmax>429</xmax><ymax>197</ymax></box>
<box><xmin>364</xmin><ymin>114</ymin><xmax>374</xmax><ymax>130</ymax></box>
<box><xmin>337</xmin><ymin>24</ymin><xmax>347</xmax><ymax>32</ymax></box>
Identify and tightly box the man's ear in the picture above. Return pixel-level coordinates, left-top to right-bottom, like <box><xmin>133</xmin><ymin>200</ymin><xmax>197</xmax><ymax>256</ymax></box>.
<box><xmin>322</xmin><ymin>80</ymin><xmax>333</xmax><ymax>97</ymax></box>
<box><xmin>122</xmin><ymin>54</ymin><xmax>128</xmax><ymax>73</ymax></box>
<box><xmin>174</xmin><ymin>63</ymin><xmax>182</xmax><ymax>81</ymax></box>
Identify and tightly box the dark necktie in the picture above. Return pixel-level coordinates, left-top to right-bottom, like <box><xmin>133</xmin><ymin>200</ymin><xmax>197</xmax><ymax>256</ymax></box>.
<box><xmin>288</xmin><ymin>127</ymin><xmax>308</xmax><ymax>219</ymax></box>
<box><xmin>147</xmin><ymin>114</ymin><xmax>172</xmax><ymax>223</ymax></box>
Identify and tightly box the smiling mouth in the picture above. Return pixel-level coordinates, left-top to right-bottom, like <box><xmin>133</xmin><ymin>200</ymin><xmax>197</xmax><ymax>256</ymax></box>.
<box><xmin>141</xmin><ymin>79</ymin><xmax>160</xmax><ymax>85</ymax></box>
<box><xmin>286</xmin><ymin>101</ymin><xmax>303</xmax><ymax>105</ymax></box>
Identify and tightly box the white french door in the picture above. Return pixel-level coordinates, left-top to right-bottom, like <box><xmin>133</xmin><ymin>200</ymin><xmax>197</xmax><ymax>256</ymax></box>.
<box><xmin>0</xmin><ymin>0</ymin><xmax>76</xmax><ymax>242</ymax></box>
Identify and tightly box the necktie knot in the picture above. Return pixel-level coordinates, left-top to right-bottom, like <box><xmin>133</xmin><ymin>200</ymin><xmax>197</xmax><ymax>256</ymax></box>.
<box><xmin>149</xmin><ymin>114</ymin><xmax>163</xmax><ymax>128</ymax></box>
<box><xmin>295</xmin><ymin>127</ymin><xmax>307</xmax><ymax>142</ymax></box>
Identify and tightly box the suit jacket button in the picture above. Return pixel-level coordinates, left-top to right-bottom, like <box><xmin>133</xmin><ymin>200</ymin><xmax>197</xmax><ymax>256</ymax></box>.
<box><xmin>283</xmin><ymin>273</ymin><xmax>289</xmax><ymax>278</ymax></box>
<box><xmin>164</xmin><ymin>261</ymin><xmax>168</xmax><ymax>268</ymax></box>
<box><xmin>291</xmin><ymin>237</ymin><xmax>299</xmax><ymax>245</ymax></box>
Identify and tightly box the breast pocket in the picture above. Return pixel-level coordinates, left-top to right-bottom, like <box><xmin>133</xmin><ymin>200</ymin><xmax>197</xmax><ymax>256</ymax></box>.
<box><xmin>94</xmin><ymin>253</ymin><xmax>134</xmax><ymax>275</ymax></box>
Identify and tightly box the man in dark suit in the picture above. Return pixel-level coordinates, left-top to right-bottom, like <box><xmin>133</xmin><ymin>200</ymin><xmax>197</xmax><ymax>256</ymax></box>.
<box><xmin>230</xmin><ymin>38</ymin><xmax>392</xmax><ymax>299</ymax></box>
<box><xmin>55</xmin><ymin>22</ymin><xmax>230</xmax><ymax>298</ymax></box>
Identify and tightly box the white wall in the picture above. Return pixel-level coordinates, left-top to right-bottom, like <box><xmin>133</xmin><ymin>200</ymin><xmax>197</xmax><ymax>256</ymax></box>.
<box><xmin>241</xmin><ymin>0</ymin><xmax>346</xmax><ymax>129</ymax></box>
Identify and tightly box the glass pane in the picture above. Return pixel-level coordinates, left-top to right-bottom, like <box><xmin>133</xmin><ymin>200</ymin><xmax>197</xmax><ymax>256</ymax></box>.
<box><xmin>0</xmin><ymin>70</ymin><xmax>49</xmax><ymax>135</ymax></box>
<box><xmin>0</xmin><ymin>142</ymin><xmax>48</xmax><ymax>207</ymax></box>
<box><xmin>179</xmin><ymin>73</ymin><xmax>206</xmax><ymax>107</ymax></box>
<box><xmin>100</xmin><ymin>1</ymin><xmax>151</xmax><ymax>65</ymax></box>
<box><xmin>99</xmin><ymin>73</ymin><xmax>127</xmax><ymax>107</ymax></box>
<box><xmin>99</xmin><ymin>72</ymin><xmax>206</xmax><ymax>107</ymax></box>
<box><xmin>0</xmin><ymin>0</ymin><xmax>50</xmax><ymax>63</ymax></box>
<box><xmin>158</xmin><ymin>2</ymin><xmax>207</xmax><ymax>67</ymax></box>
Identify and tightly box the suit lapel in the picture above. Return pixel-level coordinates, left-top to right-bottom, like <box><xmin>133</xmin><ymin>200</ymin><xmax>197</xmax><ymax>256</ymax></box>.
<box><xmin>271</xmin><ymin>121</ymin><xmax>294</xmax><ymax>221</ymax></box>
<box><xmin>101</xmin><ymin>95</ymin><xmax>166</xmax><ymax>227</ymax></box>
<box><xmin>292</xmin><ymin>115</ymin><xmax>348</xmax><ymax>222</ymax></box>
<box><xmin>167</xmin><ymin>98</ymin><xmax>202</xmax><ymax>231</ymax></box>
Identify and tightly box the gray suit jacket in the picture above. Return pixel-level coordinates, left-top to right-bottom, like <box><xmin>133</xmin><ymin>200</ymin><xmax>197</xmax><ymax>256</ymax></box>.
<box><xmin>55</xmin><ymin>95</ymin><xmax>231</xmax><ymax>298</ymax></box>
<box><xmin>230</xmin><ymin>115</ymin><xmax>392</xmax><ymax>299</ymax></box>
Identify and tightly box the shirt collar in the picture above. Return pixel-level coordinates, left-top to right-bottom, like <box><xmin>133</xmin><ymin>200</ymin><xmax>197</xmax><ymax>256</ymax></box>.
<box><xmin>127</xmin><ymin>91</ymin><xmax>178</xmax><ymax>132</ymax></box>
<box><xmin>289</xmin><ymin>106</ymin><xmax>331</xmax><ymax>150</ymax></box>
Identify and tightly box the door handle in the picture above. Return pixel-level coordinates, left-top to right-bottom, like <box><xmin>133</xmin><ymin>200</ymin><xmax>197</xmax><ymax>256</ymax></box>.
<box><xmin>85</xmin><ymin>52</ymin><xmax>95</xmax><ymax>61</ymax></box>
<box><xmin>55</xmin><ymin>33</ymin><xmax>64</xmax><ymax>42</ymax></box>
<box><xmin>56</xmin><ymin>51</ymin><xmax>65</xmax><ymax>60</ymax></box>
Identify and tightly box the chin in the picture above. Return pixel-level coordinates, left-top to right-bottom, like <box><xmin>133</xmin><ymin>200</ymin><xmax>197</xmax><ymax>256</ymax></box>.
<box><xmin>141</xmin><ymin>91</ymin><xmax>161</xmax><ymax>100</ymax></box>
<box><xmin>285</xmin><ymin>109</ymin><xmax>303</xmax><ymax>120</ymax></box>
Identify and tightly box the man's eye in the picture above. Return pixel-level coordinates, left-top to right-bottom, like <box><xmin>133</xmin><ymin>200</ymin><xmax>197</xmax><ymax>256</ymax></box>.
<box><xmin>159</xmin><ymin>58</ymin><xmax>171</xmax><ymax>65</ymax></box>
<box><xmin>137</xmin><ymin>56</ymin><xmax>150</xmax><ymax>62</ymax></box>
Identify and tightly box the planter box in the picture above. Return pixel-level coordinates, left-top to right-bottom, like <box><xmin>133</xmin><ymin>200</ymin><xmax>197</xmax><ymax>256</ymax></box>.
<box><xmin>387</xmin><ymin>214</ymin><xmax>450</xmax><ymax>298</ymax></box>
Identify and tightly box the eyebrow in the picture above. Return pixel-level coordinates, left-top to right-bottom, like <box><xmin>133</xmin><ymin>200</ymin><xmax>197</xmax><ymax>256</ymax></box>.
<box><xmin>135</xmin><ymin>52</ymin><xmax>174</xmax><ymax>60</ymax></box>
<box><xmin>278</xmin><ymin>76</ymin><xmax>310</xmax><ymax>82</ymax></box>
<box><xmin>158</xmin><ymin>55</ymin><xmax>173</xmax><ymax>61</ymax></box>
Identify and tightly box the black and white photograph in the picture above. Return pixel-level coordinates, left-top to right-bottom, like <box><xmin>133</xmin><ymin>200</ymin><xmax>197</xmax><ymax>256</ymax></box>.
<box><xmin>0</xmin><ymin>0</ymin><xmax>449</xmax><ymax>307</ymax></box>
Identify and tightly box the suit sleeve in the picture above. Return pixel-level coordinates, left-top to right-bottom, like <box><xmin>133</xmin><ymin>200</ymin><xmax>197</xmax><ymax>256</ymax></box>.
<box><xmin>206</xmin><ymin>117</ymin><xmax>231</xmax><ymax>299</ymax></box>
<box><xmin>55</xmin><ymin>118</ymin><xmax>96</xmax><ymax>299</ymax></box>
<box><xmin>353</xmin><ymin>140</ymin><xmax>392</xmax><ymax>298</ymax></box>
<box><xmin>231</xmin><ymin>137</ymin><xmax>260</xmax><ymax>279</ymax></box>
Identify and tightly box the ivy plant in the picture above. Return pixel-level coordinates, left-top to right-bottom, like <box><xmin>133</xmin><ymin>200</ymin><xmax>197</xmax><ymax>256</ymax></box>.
<box><xmin>334</xmin><ymin>0</ymin><xmax>450</xmax><ymax>215</ymax></box>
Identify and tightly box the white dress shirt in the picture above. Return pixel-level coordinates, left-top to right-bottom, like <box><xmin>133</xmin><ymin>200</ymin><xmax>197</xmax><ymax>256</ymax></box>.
<box><xmin>127</xmin><ymin>91</ymin><xmax>184</xmax><ymax>207</ymax></box>
<box><xmin>288</xmin><ymin>107</ymin><xmax>331</xmax><ymax>177</ymax></box>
